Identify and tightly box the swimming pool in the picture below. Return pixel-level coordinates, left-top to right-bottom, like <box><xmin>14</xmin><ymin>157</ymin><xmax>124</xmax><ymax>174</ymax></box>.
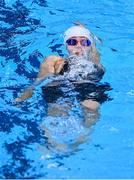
<box><xmin>0</xmin><ymin>0</ymin><xmax>134</xmax><ymax>178</ymax></box>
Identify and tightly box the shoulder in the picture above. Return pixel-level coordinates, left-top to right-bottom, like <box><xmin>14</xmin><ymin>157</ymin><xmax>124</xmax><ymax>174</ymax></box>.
<box><xmin>90</xmin><ymin>45</ymin><xmax>100</xmax><ymax>64</ymax></box>
<box><xmin>41</xmin><ymin>55</ymin><xmax>65</xmax><ymax>73</ymax></box>
<box><xmin>90</xmin><ymin>45</ymin><xmax>105</xmax><ymax>72</ymax></box>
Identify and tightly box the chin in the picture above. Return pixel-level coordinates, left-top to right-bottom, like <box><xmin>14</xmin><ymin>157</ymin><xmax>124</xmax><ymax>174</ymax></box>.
<box><xmin>74</xmin><ymin>52</ymin><xmax>83</xmax><ymax>56</ymax></box>
<box><xmin>69</xmin><ymin>52</ymin><xmax>85</xmax><ymax>58</ymax></box>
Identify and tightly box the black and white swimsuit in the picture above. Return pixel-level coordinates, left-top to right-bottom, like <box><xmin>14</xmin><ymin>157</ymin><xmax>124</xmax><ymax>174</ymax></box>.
<box><xmin>42</xmin><ymin>56</ymin><xmax>112</xmax><ymax>103</ymax></box>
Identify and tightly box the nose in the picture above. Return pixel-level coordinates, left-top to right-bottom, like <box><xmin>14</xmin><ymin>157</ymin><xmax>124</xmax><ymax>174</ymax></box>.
<box><xmin>76</xmin><ymin>40</ymin><xmax>81</xmax><ymax>47</ymax></box>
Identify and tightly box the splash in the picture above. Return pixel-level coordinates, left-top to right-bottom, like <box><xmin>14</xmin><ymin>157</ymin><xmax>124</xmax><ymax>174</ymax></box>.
<box><xmin>64</xmin><ymin>55</ymin><xmax>97</xmax><ymax>81</ymax></box>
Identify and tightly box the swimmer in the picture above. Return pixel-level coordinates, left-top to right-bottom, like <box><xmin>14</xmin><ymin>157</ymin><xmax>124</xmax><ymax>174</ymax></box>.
<box><xmin>15</xmin><ymin>22</ymin><xmax>105</xmax><ymax>110</ymax></box>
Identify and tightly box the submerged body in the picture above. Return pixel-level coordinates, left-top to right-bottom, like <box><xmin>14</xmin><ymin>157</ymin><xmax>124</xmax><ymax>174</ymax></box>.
<box><xmin>40</xmin><ymin>57</ymin><xmax>111</xmax><ymax>152</ymax></box>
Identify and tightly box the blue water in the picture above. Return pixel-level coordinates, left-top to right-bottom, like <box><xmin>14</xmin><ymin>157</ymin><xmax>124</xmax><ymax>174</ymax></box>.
<box><xmin>0</xmin><ymin>0</ymin><xmax>134</xmax><ymax>179</ymax></box>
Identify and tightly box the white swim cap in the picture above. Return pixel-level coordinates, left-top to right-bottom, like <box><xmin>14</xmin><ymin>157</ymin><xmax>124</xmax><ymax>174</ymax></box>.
<box><xmin>64</xmin><ymin>26</ymin><xmax>93</xmax><ymax>43</ymax></box>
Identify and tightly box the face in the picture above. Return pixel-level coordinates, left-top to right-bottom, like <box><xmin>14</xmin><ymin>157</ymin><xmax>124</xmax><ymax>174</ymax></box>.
<box><xmin>66</xmin><ymin>36</ymin><xmax>92</xmax><ymax>58</ymax></box>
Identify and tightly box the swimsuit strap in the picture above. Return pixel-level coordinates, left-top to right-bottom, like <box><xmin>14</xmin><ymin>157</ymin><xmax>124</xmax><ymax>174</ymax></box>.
<box><xmin>59</xmin><ymin>60</ymin><xmax>69</xmax><ymax>75</ymax></box>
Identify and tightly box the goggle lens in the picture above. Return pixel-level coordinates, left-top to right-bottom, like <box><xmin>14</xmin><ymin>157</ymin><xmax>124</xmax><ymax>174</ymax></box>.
<box><xmin>66</xmin><ymin>39</ymin><xmax>91</xmax><ymax>46</ymax></box>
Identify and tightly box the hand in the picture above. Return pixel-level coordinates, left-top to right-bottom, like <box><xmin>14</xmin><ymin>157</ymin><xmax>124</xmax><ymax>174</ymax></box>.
<box><xmin>54</xmin><ymin>58</ymin><xmax>65</xmax><ymax>74</ymax></box>
<box><xmin>15</xmin><ymin>87</ymin><xmax>34</xmax><ymax>102</ymax></box>
<box><xmin>81</xmin><ymin>100</ymin><xmax>100</xmax><ymax>110</ymax></box>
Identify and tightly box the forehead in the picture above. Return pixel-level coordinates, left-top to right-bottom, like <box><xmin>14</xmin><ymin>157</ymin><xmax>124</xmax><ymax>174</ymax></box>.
<box><xmin>69</xmin><ymin>36</ymin><xmax>89</xmax><ymax>40</ymax></box>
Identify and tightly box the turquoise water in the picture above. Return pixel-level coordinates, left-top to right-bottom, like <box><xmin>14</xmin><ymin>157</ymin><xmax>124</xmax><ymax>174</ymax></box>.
<box><xmin>0</xmin><ymin>0</ymin><xmax>134</xmax><ymax>178</ymax></box>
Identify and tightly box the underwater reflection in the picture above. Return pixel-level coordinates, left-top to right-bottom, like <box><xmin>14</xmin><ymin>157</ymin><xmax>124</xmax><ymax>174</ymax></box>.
<box><xmin>1</xmin><ymin>86</ymin><xmax>100</xmax><ymax>178</ymax></box>
<box><xmin>39</xmin><ymin>81</ymin><xmax>112</xmax><ymax>155</ymax></box>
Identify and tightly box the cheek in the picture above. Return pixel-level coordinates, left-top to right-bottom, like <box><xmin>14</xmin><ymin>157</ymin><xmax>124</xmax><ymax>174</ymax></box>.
<box><xmin>66</xmin><ymin>46</ymin><xmax>74</xmax><ymax>53</ymax></box>
<box><xmin>86</xmin><ymin>46</ymin><xmax>91</xmax><ymax>50</ymax></box>
<box><xmin>84</xmin><ymin>47</ymin><xmax>91</xmax><ymax>53</ymax></box>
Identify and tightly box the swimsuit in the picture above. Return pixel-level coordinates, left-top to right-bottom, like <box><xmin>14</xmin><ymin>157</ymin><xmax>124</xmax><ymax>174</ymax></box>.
<box><xmin>42</xmin><ymin>81</ymin><xmax>112</xmax><ymax>103</ymax></box>
<box><xmin>42</xmin><ymin>56</ymin><xmax>112</xmax><ymax>103</ymax></box>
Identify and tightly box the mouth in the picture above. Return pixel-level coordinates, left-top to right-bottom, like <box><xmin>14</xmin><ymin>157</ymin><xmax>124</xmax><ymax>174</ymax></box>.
<box><xmin>75</xmin><ymin>52</ymin><xmax>81</xmax><ymax>56</ymax></box>
<box><xmin>73</xmin><ymin>49</ymin><xmax>83</xmax><ymax>56</ymax></box>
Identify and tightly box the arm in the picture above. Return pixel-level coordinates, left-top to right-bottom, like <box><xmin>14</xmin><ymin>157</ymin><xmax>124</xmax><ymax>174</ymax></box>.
<box><xmin>90</xmin><ymin>44</ymin><xmax>100</xmax><ymax>64</ymax></box>
<box><xmin>90</xmin><ymin>44</ymin><xmax>105</xmax><ymax>71</ymax></box>
<box><xmin>15</xmin><ymin>55</ymin><xmax>65</xmax><ymax>102</ymax></box>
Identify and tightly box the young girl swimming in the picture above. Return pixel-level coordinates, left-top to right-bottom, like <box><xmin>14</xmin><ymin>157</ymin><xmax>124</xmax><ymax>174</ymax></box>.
<box><xmin>16</xmin><ymin>22</ymin><xmax>105</xmax><ymax>110</ymax></box>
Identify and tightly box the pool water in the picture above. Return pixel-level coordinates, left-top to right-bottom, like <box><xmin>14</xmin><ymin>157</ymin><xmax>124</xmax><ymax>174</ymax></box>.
<box><xmin>0</xmin><ymin>0</ymin><xmax>134</xmax><ymax>179</ymax></box>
